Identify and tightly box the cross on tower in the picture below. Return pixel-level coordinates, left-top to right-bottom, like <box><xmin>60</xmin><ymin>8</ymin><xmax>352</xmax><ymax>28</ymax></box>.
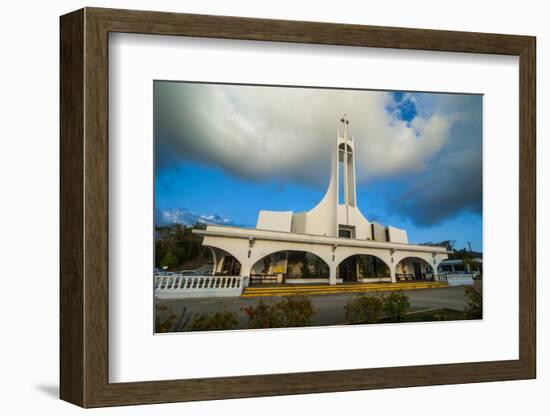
<box><xmin>340</xmin><ymin>114</ymin><xmax>350</xmax><ymax>140</ymax></box>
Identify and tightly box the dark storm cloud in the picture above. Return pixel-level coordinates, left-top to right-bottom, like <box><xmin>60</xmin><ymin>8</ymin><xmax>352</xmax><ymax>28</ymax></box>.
<box><xmin>391</xmin><ymin>94</ymin><xmax>483</xmax><ymax>225</ymax></box>
<box><xmin>394</xmin><ymin>147</ymin><xmax>482</xmax><ymax>225</ymax></box>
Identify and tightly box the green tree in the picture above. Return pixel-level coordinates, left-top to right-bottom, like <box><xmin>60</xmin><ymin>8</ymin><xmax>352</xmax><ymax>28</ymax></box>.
<box><xmin>155</xmin><ymin>224</ymin><xmax>214</xmax><ymax>269</ymax></box>
<box><xmin>458</xmin><ymin>252</ymin><xmax>473</xmax><ymax>272</ymax></box>
<box><xmin>160</xmin><ymin>251</ymin><xmax>178</xmax><ymax>269</ymax></box>
<box><xmin>155</xmin><ymin>240</ymin><xmax>167</xmax><ymax>268</ymax></box>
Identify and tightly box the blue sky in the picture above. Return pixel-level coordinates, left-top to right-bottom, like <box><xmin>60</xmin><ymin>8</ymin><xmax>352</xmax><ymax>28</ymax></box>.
<box><xmin>155</xmin><ymin>82</ymin><xmax>482</xmax><ymax>252</ymax></box>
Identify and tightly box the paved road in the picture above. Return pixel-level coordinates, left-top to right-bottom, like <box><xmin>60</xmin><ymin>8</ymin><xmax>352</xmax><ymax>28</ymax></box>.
<box><xmin>157</xmin><ymin>286</ymin><xmax>470</xmax><ymax>331</ymax></box>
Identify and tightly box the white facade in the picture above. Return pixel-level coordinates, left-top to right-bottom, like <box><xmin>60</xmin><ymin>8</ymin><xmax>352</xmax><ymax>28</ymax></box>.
<box><xmin>195</xmin><ymin>116</ymin><xmax>449</xmax><ymax>285</ymax></box>
<box><xmin>256</xmin><ymin>210</ymin><xmax>293</xmax><ymax>232</ymax></box>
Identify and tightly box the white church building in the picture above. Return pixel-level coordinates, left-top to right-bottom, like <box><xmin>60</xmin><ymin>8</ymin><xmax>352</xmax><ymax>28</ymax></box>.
<box><xmin>194</xmin><ymin>116</ymin><xmax>450</xmax><ymax>286</ymax></box>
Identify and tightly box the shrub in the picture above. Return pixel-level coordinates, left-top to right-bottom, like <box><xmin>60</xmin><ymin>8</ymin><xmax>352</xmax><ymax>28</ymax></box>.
<box><xmin>277</xmin><ymin>295</ymin><xmax>316</xmax><ymax>327</ymax></box>
<box><xmin>155</xmin><ymin>305</ymin><xmax>178</xmax><ymax>333</ymax></box>
<box><xmin>243</xmin><ymin>295</ymin><xmax>316</xmax><ymax>329</ymax></box>
<box><xmin>382</xmin><ymin>291</ymin><xmax>410</xmax><ymax>322</ymax></box>
<box><xmin>344</xmin><ymin>295</ymin><xmax>383</xmax><ymax>324</ymax></box>
<box><xmin>189</xmin><ymin>309</ymin><xmax>239</xmax><ymax>331</ymax></box>
<box><xmin>242</xmin><ymin>300</ymin><xmax>283</xmax><ymax>329</ymax></box>
<box><xmin>430</xmin><ymin>313</ymin><xmax>447</xmax><ymax>321</ymax></box>
<box><xmin>464</xmin><ymin>286</ymin><xmax>482</xmax><ymax>319</ymax></box>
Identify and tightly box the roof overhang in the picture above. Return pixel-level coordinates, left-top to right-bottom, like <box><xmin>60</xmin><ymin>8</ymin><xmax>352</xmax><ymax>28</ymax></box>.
<box><xmin>193</xmin><ymin>225</ymin><xmax>452</xmax><ymax>254</ymax></box>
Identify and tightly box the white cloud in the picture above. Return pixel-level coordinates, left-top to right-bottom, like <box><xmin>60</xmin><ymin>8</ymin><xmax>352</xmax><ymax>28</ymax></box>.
<box><xmin>155</xmin><ymin>82</ymin><xmax>452</xmax><ymax>188</ymax></box>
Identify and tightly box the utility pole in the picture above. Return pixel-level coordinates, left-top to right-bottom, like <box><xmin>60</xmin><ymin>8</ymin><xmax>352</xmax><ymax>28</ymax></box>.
<box><xmin>467</xmin><ymin>241</ymin><xmax>472</xmax><ymax>252</ymax></box>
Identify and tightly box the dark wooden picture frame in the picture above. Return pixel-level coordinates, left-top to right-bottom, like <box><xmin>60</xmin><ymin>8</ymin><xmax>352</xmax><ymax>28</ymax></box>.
<box><xmin>60</xmin><ymin>7</ymin><xmax>536</xmax><ymax>408</ymax></box>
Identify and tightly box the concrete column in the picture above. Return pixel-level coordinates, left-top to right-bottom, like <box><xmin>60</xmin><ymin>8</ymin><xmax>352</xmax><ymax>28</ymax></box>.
<box><xmin>239</xmin><ymin>261</ymin><xmax>252</xmax><ymax>277</ymax></box>
<box><xmin>240</xmin><ymin>260</ymin><xmax>252</xmax><ymax>288</ymax></box>
<box><xmin>329</xmin><ymin>264</ymin><xmax>337</xmax><ymax>285</ymax></box>
<box><xmin>217</xmin><ymin>256</ymin><xmax>225</xmax><ymax>274</ymax></box>
<box><xmin>390</xmin><ymin>265</ymin><xmax>397</xmax><ymax>283</ymax></box>
<box><xmin>208</xmin><ymin>248</ymin><xmax>218</xmax><ymax>275</ymax></box>
<box><xmin>283</xmin><ymin>252</ymin><xmax>289</xmax><ymax>281</ymax></box>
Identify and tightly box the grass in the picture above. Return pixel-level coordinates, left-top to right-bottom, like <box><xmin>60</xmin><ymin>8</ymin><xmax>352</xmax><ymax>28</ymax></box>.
<box><xmin>345</xmin><ymin>308</ymin><xmax>472</xmax><ymax>325</ymax></box>
<box><xmin>379</xmin><ymin>308</ymin><xmax>470</xmax><ymax>323</ymax></box>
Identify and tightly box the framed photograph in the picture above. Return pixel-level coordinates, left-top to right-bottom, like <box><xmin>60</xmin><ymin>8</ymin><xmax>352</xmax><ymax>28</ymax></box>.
<box><xmin>60</xmin><ymin>7</ymin><xmax>536</xmax><ymax>408</ymax></box>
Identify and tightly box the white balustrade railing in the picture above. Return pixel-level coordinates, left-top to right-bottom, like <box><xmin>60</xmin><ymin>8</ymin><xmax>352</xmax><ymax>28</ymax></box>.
<box><xmin>154</xmin><ymin>274</ymin><xmax>244</xmax><ymax>299</ymax></box>
<box><xmin>437</xmin><ymin>273</ymin><xmax>475</xmax><ymax>286</ymax></box>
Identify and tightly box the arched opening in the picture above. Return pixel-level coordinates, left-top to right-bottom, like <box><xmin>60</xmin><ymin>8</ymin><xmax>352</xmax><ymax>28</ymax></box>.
<box><xmin>395</xmin><ymin>257</ymin><xmax>433</xmax><ymax>281</ymax></box>
<box><xmin>206</xmin><ymin>246</ymin><xmax>242</xmax><ymax>276</ymax></box>
<box><xmin>250</xmin><ymin>250</ymin><xmax>329</xmax><ymax>284</ymax></box>
<box><xmin>337</xmin><ymin>255</ymin><xmax>390</xmax><ymax>282</ymax></box>
<box><xmin>219</xmin><ymin>256</ymin><xmax>241</xmax><ymax>276</ymax></box>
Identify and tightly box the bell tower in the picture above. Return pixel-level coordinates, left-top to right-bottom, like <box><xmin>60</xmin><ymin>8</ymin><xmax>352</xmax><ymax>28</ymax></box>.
<box><xmin>258</xmin><ymin>114</ymin><xmax>409</xmax><ymax>243</ymax></box>
<box><xmin>281</xmin><ymin>115</ymin><xmax>373</xmax><ymax>239</ymax></box>
<box><xmin>337</xmin><ymin>114</ymin><xmax>357</xmax><ymax>208</ymax></box>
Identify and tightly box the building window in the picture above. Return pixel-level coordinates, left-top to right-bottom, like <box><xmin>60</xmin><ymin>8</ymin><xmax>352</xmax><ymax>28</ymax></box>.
<box><xmin>338</xmin><ymin>225</ymin><xmax>355</xmax><ymax>238</ymax></box>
